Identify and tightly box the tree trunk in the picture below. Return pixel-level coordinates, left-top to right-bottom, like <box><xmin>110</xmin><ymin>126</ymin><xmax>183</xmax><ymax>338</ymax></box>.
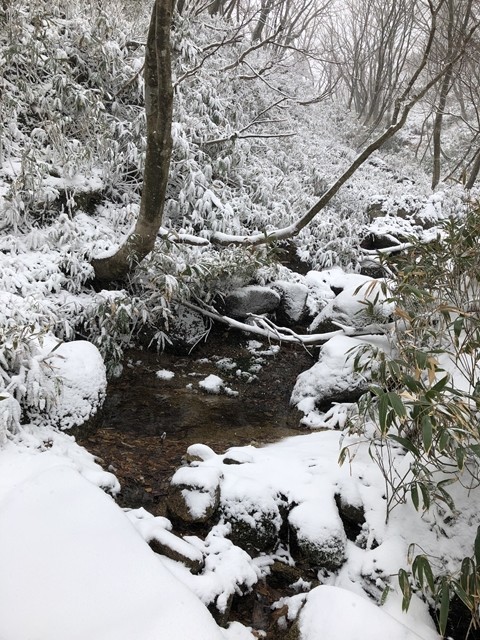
<box><xmin>466</xmin><ymin>147</ymin><xmax>480</xmax><ymax>189</ymax></box>
<box><xmin>91</xmin><ymin>0</ymin><xmax>174</xmax><ymax>283</ymax></box>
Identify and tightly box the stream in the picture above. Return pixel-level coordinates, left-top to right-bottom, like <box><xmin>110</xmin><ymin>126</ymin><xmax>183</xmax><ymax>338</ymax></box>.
<box><xmin>77</xmin><ymin>326</ymin><xmax>314</xmax><ymax>516</ymax></box>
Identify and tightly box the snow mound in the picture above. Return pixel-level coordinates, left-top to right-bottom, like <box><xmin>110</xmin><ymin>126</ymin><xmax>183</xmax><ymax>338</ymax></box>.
<box><xmin>42</xmin><ymin>338</ymin><xmax>107</xmax><ymax>429</ymax></box>
<box><xmin>294</xmin><ymin>585</ymin><xmax>440</xmax><ymax>640</ymax></box>
<box><xmin>0</xmin><ymin>466</ymin><xmax>224</xmax><ymax>640</ymax></box>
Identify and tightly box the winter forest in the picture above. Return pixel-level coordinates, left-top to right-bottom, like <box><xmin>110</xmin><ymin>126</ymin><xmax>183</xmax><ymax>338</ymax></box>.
<box><xmin>1</xmin><ymin>0</ymin><xmax>480</xmax><ymax>638</ymax></box>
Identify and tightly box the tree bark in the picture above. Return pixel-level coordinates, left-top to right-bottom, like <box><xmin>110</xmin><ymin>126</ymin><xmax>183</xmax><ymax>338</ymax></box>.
<box><xmin>91</xmin><ymin>0</ymin><xmax>174</xmax><ymax>283</ymax></box>
<box><xmin>466</xmin><ymin>147</ymin><xmax>480</xmax><ymax>189</ymax></box>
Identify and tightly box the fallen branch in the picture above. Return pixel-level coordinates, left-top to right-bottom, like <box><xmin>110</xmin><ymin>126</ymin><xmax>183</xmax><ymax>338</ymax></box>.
<box><xmin>182</xmin><ymin>301</ymin><xmax>393</xmax><ymax>345</ymax></box>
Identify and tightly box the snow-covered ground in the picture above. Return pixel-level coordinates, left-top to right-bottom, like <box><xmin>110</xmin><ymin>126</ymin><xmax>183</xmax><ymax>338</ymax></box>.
<box><xmin>1</xmin><ymin>1</ymin><xmax>480</xmax><ymax>637</ymax></box>
<box><xmin>1</xmin><ymin>271</ymin><xmax>478</xmax><ymax>639</ymax></box>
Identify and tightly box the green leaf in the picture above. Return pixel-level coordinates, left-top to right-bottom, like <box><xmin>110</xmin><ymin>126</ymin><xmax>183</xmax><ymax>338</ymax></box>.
<box><xmin>412</xmin><ymin>555</ymin><xmax>435</xmax><ymax>593</ymax></box>
<box><xmin>453</xmin><ymin>316</ymin><xmax>464</xmax><ymax>338</ymax></box>
<box><xmin>439</xmin><ymin>580</ymin><xmax>450</xmax><ymax>637</ymax></box>
<box><xmin>469</xmin><ymin>444</ymin><xmax>480</xmax><ymax>458</ymax></box>
<box><xmin>421</xmin><ymin>556</ymin><xmax>435</xmax><ymax>593</ymax></box>
<box><xmin>338</xmin><ymin>447</ymin><xmax>348</xmax><ymax>467</ymax></box>
<box><xmin>398</xmin><ymin>569</ymin><xmax>412</xmax><ymax>612</ymax></box>
<box><xmin>378</xmin><ymin>392</ymin><xmax>389</xmax><ymax>435</ymax></box>
<box><xmin>411</xmin><ymin>483</ymin><xmax>419</xmax><ymax>511</ymax></box>
<box><xmin>431</xmin><ymin>375</ymin><xmax>450</xmax><ymax>393</ymax></box>
<box><xmin>387</xmin><ymin>392</ymin><xmax>407</xmax><ymax>418</ymax></box>
<box><xmin>422</xmin><ymin>415</ymin><xmax>433</xmax><ymax>454</ymax></box>
<box><xmin>460</xmin><ymin>557</ymin><xmax>475</xmax><ymax>591</ymax></box>
<box><xmin>415</xmin><ymin>350</ymin><xmax>428</xmax><ymax>369</ymax></box>
<box><xmin>438</xmin><ymin>430</ymin><xmax>450</xmax><ymax>452</ymax></box>
<box><xmin>419</xmin><ymin>483</ymin><xmax>431</xmax><ymax>511</ymax></box>
<box><xmin>455</xmin><ymin>447</ymin><xmax>466</xmax><ymax>471</ymax></box>
<box><xmin>474</xmin><ymin>526</ymin><xmax>480</xmax><ymax>566</ymax></box>
<box><xmin>452</xmin><ymin>582</ymin><xmax>474</xmax><ymax>611</ymax></box>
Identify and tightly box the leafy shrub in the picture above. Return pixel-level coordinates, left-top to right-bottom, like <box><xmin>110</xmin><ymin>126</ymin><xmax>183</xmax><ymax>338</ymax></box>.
<box><xmin>344</xmin><ymin>203</ymin><xmax>480</xmax><ymax>636</ymax></box>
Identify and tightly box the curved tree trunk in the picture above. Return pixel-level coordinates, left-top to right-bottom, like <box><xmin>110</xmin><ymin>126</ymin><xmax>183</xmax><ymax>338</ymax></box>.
<box><xmin>92</xmin><ymin>0</ymin><xmax>174</xmax><ymax>283</ymax></box>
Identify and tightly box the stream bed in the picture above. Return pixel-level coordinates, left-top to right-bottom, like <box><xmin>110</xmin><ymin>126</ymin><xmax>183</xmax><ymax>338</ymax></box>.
<box><xmin>77</xmin><ymin>327</ymin><xmax>315</xmax><ymax>516</ymax></box>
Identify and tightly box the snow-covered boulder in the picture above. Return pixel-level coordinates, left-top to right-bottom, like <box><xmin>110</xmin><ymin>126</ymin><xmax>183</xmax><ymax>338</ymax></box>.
<box><xmin>310</xmin><ymin>272</ymin><xmax>393</xmax><ymax>333</ymax></box>
<box><xmin>168</xmin><ymin>465</ymin><xmax>223</xmax><ymax>524</ymax></box>
<box><xmin>291</xmin><ymin>335</ymin><xmax>371</xmax><ymax>419</ymax></box>
<box><xmin>42</xmin><ymin>338</ymin><xmax>107</xmax><ymax>429</ymax></box>
<box><xmin>126</xmin><ymin>509</ymin><xmax>205</xmax><ymax>574</ymax></box>
<box><xmin>225</xmin><ymin>286</ymin><xmax>281</xmax><ymax>318</ymax></box>
<box><xmin>220</xmin><ymin>476</ymin><xmax>283</xmax><ymax>554</ymax></box>
<box><xmin>284</xmin><ymin>585</ymin><xmax>440</xmax><ymax>640</ymax></box>
<box><xmin>272</xmin><ymin>281</ymin><xmax>309</xmax><ymax>324</ymax></box>
<box><xmin>288</xmin><ymin>497</ymin><xmax>347</xmax><ymax>571</ymax></box>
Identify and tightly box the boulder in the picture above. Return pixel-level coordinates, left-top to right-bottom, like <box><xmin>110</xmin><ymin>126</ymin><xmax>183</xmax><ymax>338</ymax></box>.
<box><xmin>288</xmin><ymin>499</ymin><xmax>347</xmax><ymax>571</ymax></box>
<box><xmin>272</xmin><ymin>281</ymin><xmax>309</xmax><ymax>324</ymax></box>
<box><xmin>170</xmin><ymin>304</ymin><xmax>209</xmax><ymax>353</ymax></box>
<box><xmin>224</xmin><ymin>286</ymin><xmax>281</xmax><ymax>318</ymax></box>
<box><xmin>167</xmin><ymin>466</ymin><xmax>222</xmax><ymax>524</ymax></box>
<box><xmin>220</xmin><ymin>477</ymin><xmax>283</xmax><ymax>554</ymax></box>
<box><xmin>148</xmin><ymin>528</ymin><xmax>204</xmax><ymax>574</ymax></box>
<box><xmin>309</xmin><ymin>273</ymin><xmax>393</xmax><ymax>333</ymax></box>
<box><xmin>281</xmin><ymin>585</ymin><xmax>441</xmax><ymax>640</ymax></box>
<box><xmin>290</xmin><ymin>335</ymin><xmax>374</xmax><ymax>417</ymax></box>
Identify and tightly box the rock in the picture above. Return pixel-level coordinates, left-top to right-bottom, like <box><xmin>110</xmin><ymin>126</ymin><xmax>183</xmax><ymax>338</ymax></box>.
<box><xmin>169</xmin><ymin>304</ymin><xmax>209</xmax><ymax>353</ymax></box>
<box><xmin>359</xmin><ymin>259</ymin><xmax>389</xmax><ymax>279</ymax></box>
<box><xmin>220</xmin><ymin>477</ymin><xmax>283</xmax><ymax>554</ymax></box>
<box><xmin>167</xmin><ymin>466</ymin><xmax>222</xmax><ymax>524</ymax></box>
<box><xmin>148</xmin><ymin>528</ymin><xmax>204</xmax><ymax>574</ymax></box>
<box><xmin>266</xmin><ymin>561</ymin><xmax>308</xmax><ymax>591</ymax></box>
<box><xmin>288</xmin><ymin>499</ymin><xmax>347</xmax><ymax>571</ymax></box>
<box><xmin>272</xmin><ymin>281</ymin><xmax>309</xmax><ymax>324</ymax></box>
<box><xmin>208</xmin><ymin>593</ymin><xmax>234</xmax><ymax>627</ymax></box>
<box><xmin>224</xmin><ymin>286</ymin><xmax>281</xmax><ymax>319</ymax></box>
<box><xmin>226</xmin><ymin>511</ymin><xmax>280</xmax><ymax>555</ymax></box>
<box><xmin>290</xmin><ymin>335</ymin><xmax>374</xmax><ymax>417</ymax></box>
<box><xmin>309</xmin><ymin>273</ymin><xmax>393</xmax><ymax>333</ymax></box>
<box><xmin>185</xmin><ymin>444</ymin><xmax>218</xmax><ymax>464</ymax></box>
<box><xmin>334</xmin><ymin>492</ymin><xmax>366</xmax><ymax>542</ymax></box>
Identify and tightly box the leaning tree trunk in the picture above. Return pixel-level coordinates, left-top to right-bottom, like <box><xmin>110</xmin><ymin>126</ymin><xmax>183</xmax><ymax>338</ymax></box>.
<box><xmin>92</xmin><ymin>0</ymin><xmax>174</xmax><ymax>283</ymax></box>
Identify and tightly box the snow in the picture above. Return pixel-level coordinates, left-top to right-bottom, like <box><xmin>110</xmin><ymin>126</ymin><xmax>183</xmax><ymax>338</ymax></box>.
<box><xmin>0</xmin><ymin>465</ymin><xmax>224</xmax><ymax>640</ymax></box>
<box><xmin>199</xmin><ymin>373</ymin><xmax>225</xmax><ymax>394</ymax></box>
<box><xmin>291</xmin><ymin>334</ymin><xmax>389</xmax><ymax>427</ymax></box>
<box><xmin>0</xmin><ymin>2</ymin><xmax>478</xmax><ymax>637</ymax></box>
<box><xmin>40</xmin><ymin>336</ymin><xmax>107</xmax><ymax>429</ymax></box>
<box><xmin>199</xmin><ymin>373</ymin><xmax>238</xmax><ymax>396</ymax></box>
<box><xmin>156</xmin><ymin>368</ymin><xmax>175</xmax><ymax>380</ymax></box>
<box><xmin>293</xmin><ymin>585</ymin><xmax>439</xmax><ymax>640</ymax></box>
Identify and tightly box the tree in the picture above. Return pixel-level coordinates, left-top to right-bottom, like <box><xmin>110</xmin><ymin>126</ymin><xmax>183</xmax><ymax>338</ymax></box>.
<box><xmin>430</xmin><ymin>0</ymin><xmax>474</xmax><ymax>188</ymax></box>
<box><xmin>91</xmin><ymin>0</ymin><xmax>479</xmax><ymax>283</ymax></box>
<box><xmin>92</xmin><ymin>0</ymin><xmax>174</xmax><ymax>282</ymax></box>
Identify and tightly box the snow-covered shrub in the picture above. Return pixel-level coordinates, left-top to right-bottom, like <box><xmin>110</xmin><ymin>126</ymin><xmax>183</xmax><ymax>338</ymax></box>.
<box><xmin>0</xmin><ymin>393</ymin><xmax>21</xmax><ymax>444</ymax></box>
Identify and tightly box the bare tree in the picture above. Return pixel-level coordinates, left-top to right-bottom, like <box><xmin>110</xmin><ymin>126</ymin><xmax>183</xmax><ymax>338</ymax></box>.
<box><xmin>324</xmin><ymin>0</ymin><xmax>417</xmax><ymax>129</ymax></box>
<box><xmin>430</xmin><ymin>0</ymin><xmax>474</xmax><ymax>188</ymax></box>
